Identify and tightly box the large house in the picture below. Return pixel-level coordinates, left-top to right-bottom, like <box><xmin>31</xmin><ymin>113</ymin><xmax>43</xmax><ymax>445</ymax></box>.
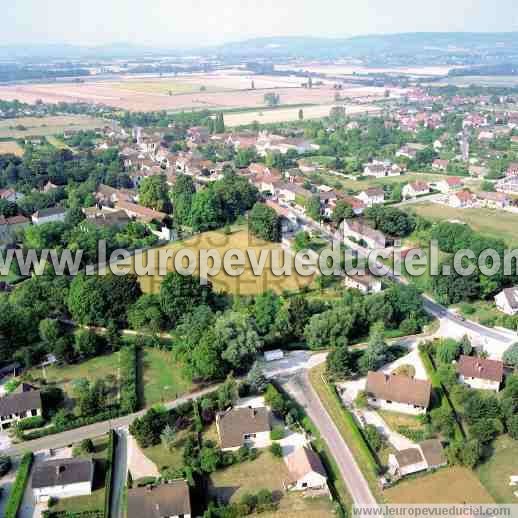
<box><xmin>31</xmin><ymin>206</ymin><xmax>67</xmax><ymax>225</ymax></box>
<box><xmin>342</xmin><ymin>219</ymin><xmax>388</xmax><ymax>249</ymax></box>
<box><xmin>356</xmin><ymin>188</ymin><xmax>384</xmax><ymax>207</ymax></box>
<box><xmin>285</xmin><ymin>446</ymin><xmax>328</xmax><ymax>491</ymax></box>
<box><xmin>449</xmin><ymin>190</ymin><xmax>476</xmax><ymax>209</ymax></box>
<box><xmin>128</xmin><ymin>480</ymin><xmax>191</xmax><ymax>518</ymax></box>
<box><xmin>477</xmin><ymin>191</ymin><xmax>510</xmax><ymax>209</ymax></box>
<box><xmin>32</xmin><ymin>458</ymin><xmax>94</xmax><ymax>502</ymax></box>
<box><xmin>216</xmin><ymin>406</ymin><xmax>271</xmax><ymax>451</ymax></box>
<box><xmin>0</xmin><ymin>215</ymin><xmax>30</xmax><ymax>244</ymax></box>
<box><xmin>365</xmin><ymin>372</ymin><xmax>432</xmax><ymax>415</ymax></box>
<box><xmin>363</xmin><ymin>161</ymin><xmax>402</xmax><ymax>178</ymax></box>
<box><xmin>388</xmin><ymin>439</ymin><xmax>446</xmax><ymax>479</ymax></box>
<box><xmin>495</xmin><ymin>286</ymin><xmax>518</xmax><ymax>315</ymax></box>
<box><xmin>435</xmin><ymin>176</ymin><xmax>463</xmax><ymax>193</ymax></box>
<box><xmin>456</xmin><ymin>355</ymin><xmax>504</xmax><ymax>392</ymax></box>
<box><xmin>432</xmin><ymin>159</ymin><xmax>449</xmax><ymax>171</ymax></box>
<box><xmin>402</xmin><ymin>181</ymin><xmax>430</xmax><ymax>199</ymax></box>
<box><xmin>0</xmin><ymin>384</ymin><xmax>42</xmax><ymax>431</ymax></box>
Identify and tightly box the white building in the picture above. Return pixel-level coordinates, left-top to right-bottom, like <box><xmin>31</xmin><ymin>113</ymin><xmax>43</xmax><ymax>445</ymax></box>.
<box><xmin>435</xmin><ymin>176</ymin><xmax>463</xmax><ymax>193</ymax></box>
<box><xmin>344</xmin><ymin>273</ymin><xmax>383</xmax><ymax>294</ymax></box>
<box><xmin>456</xmin><ymin>355</ymin><xmax>504</xmax><ymax>392</ymax></box>
<box><xmin>264</xmin><ymin>350</ymin><xmax>284</xmax><ymax>362</ymax></box>
<box><xmin>285</xmin><ymin>446</ymin><xmax>328</xmax><ymax>491</ymax></box>
<box><xmin>32</xmin><ymin>458</ymin><xmax>94</xmax><ymax>502</ymax></box>
<box><xmin>216</xmin><ymin>406</ymin><xmax>271</xmax><ymax>451</ymax></box>
<box><xmin>365</xmin><ymin>371</ymin><xmax>432</xmax><ymax>415</ymax></box>
<box><xmin>495</xmin><ymin>286</ymin><xmax>518</xmax><ymax>315</ymax></box>
<box><xmin>402</xmin><ymin>181</ymin><xmax>430</xmax><ymax>199</ymax></box>
<box><xmin>356</xmin><ymin>188</ymin><xmax>385</xmax><ymax>207</ymax></box>
<box><xmin>448</xmin><ymin>190</ymin><xmax>476</xmax><ymax>209</ymax></box>
<box><xmin>31</xmin><ymin>206</ymin><xmax>67</xmax><ymax>225</ymax></box>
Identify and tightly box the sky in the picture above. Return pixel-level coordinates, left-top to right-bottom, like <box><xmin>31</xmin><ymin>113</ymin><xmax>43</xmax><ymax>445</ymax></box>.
<box><xmin>4</xmin><ymin>0</ymin><xmax>518</xmax><ymax>48</ymax></box>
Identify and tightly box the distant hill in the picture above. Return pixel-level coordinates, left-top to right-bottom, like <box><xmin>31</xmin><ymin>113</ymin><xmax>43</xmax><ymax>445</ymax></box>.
<box><xmin>1</xmin><ymin>33</ymin><xmax>518</xmax><ymax>65</ymax></box>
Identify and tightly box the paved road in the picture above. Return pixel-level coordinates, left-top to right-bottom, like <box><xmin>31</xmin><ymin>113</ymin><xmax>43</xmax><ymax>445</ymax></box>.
<box><xmin>3</xmin><ymin>385</ymin><xmax>218</xmax><ymax>457</ymax></box>
<box><xmin>282</xmin><ymin>371</ymin><xmax>377</xmax><ymax>506</ymax></box>
<box><xmin>110</xmin><ymin>429</ymin><xmax>128</xmax><ymax>518</ymax></box>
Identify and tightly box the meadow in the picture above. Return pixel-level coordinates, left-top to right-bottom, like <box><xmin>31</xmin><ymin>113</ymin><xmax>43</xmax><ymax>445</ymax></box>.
<box><xmin>116</xmin><ymin>229</ymin><xmax>315</xmax><ymax>296</ymax></box>
<box><xmin>0</xmin><ymin>115</ymin><xmax>105</xmax><ymax>139</ymax></box>
<box><xmin>0</xmin><ymin>140</ymin><xmax>24</xmax><ymax>156</ymax></box>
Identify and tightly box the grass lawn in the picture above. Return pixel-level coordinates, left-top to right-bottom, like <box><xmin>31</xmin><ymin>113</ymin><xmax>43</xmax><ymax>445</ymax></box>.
<box><xmin>209</xmin><ymin>450</ymin><xmax>335</xmax><ymax>517</ymax></box>
<box><xmin>454</xmin><ymin>300</ymin><xmax>503</xmax><ymax>326</ymax></box>
<box><xmin>119</xmin><ymin>229</ymin><xmax>314</xmax><ymax>296</ymax></box>
<box><xmin>377</xmin><ymin>410</ymin><xmax>425</xmax><ymax>432</ymax></box>
<box><xmin>53</xmin><ymin>435</ymin><xmax>110</xmax><ymax>513</ymax></box>
<box><xmin>28</xmin><ymin>351</ymin><xmax>120</xmax><ymax>409</ymax></box>
<box><xmin>384</xmin><ymin>466</ymin><xmax>494</xmax><ymax>504</ymax></box>
<box><xmin>410</xmin><ymin>202</ymin><xmax>518</xmax><ymax>247</ymax></box>
<box><xmin>142</xmin><ymin>428</ymin><xmax>190</xmax><ymax>473</ymax></box>
<box><xmin>308</xmin><ymin>364</ymin><xmax>384</xmax><ymax>502</ymax></box>
<box><xmin>140</xmin><ymin>347</ymin><xmax>196</xmax><ymax>407</ymax></box>
<box><xmin>477</xmin><ymin>435</ymin><xmax>518</xmax><ymax>503</ymax></box>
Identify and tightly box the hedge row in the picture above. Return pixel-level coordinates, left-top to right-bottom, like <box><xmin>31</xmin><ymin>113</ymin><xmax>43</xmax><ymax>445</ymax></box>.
<box><xmin>43</xmin><ymin>511</ymin><xmax>104</xmax><ymax>518</ymax></box>
<box><xmin>119</xmin><ymin>343</ymin><xmax>139</xmax><ymax>414</ymax></box>
<box><xmin>419</xmin><ymin>349</ymin><xmax>465</xmax><ymax>441</ymax></box>
<box><xmin>15</xmin><ymin>415</ymin><xmax>46</xmax><ymax>431</ymax></box>
<box><xmin>104</xmin><ymin>429</ymin><xmax>117</xmax><ymax>518</ymax></box>
<box><xmin>5</xmin><ymin>452</ymin><xmax>33</xmax><ymax>518</ymax></box>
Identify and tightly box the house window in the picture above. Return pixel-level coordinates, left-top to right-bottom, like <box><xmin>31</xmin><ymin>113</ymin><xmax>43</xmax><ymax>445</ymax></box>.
<box><xmin>386</xmin><ymin>400</ymin><xmax>392</xmax><ymax>404</ymax></box>
<box><xmin>31</xmin><ymin>409</ymin><xmax>38</xmax><ymax>417</ymax></box>
<box><xmin>244</xmin><ymin>433</ymin><xmax>256</xmax><ymax>440</ymax></box>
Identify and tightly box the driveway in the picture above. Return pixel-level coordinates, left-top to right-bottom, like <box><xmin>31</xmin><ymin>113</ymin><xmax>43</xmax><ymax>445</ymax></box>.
<box><xmin>127</xmin><ymin>433</ymin><xmax>159</xmax><ymax>480</ymax></box>
<box><xmin>261</xmin><ymin>350</ymin><xmax>327</xmax><ymax>379</ymax></box>
<box><xmin>110</xmin><ymin>428</ymin><xmax>128</xmax><ymax>518</ymax></box>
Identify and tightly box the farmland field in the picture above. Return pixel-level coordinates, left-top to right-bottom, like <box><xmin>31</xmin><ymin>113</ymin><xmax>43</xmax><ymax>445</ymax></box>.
<box><xmin>114</xmin><ymin>229</ymin><xmax>315</xmax><ymax>295</ymax></box>
<box><xmin>0</xmin><ymin>75</ymin><xmax>389</xmax><ymax>112</ymax></box>
<box><xmin>0</xmin><ymin>115</ymin><xmax>106</xmax><ymax>139</ymax></box>
<box><xmin>277</xmin><ymin>64</ymin><xmax>461</xmax><ymax>77</ymax></box>
<box><xmin>436</xmin><ymin>75</ymin><xmax>518</xmax><ymax>87</ymax></box>
<box><xmin>384</xmin><ymin>466</ymin><xmax>494</xmax><ymax>504</ymax></box>
<box><xmin>225</xmin><ymin>103</ymin><xmax>381</xmax><ymax>127</ymax></box>
<box><xmin>0</xmin><ymin>140</ymin><xmax>24</xmax><ymax>156</ymax></box>
<box><xmin>409</xmin><ymin>201</ymin><xmax>518</xmax><ymax>246</ymax></box>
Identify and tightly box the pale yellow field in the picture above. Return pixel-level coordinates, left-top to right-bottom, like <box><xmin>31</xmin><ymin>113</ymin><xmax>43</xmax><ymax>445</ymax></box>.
<box><xmin>225</xmin><ymin>103</ymin><xmax>381</xmax><ymax>127</ymax></box>
<box><xmin>0</xmin><ymin>115</ymin><xmax>106</xmax><ymax>139</ymax></box>
<box><xmin>0</xmin><ymin>140</ymin><xmax>24</xmax><ymax>156</ymax></box>
<box><xmin>111</xmin><ymin>229</ymin><xmax>314</xmax><ymax>295</ymax></box>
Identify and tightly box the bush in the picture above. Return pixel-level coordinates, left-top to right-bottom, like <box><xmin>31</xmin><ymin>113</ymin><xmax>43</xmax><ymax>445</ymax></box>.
<box><xmin>80</xmin><ymin>438</ymin><xmax>95</xmax><ymax>454</ymax></box>
<box><xmin>4</xmin><ymin>452</ymin><xmax>33</xmax><ymax>518</ymax></box>
<box><xmin>15</xmin><ymin>415</ymin><xmax>45</xmax><ymax>431</ymax></box>
<box><xmin>270</xmin><ymin>426</ymin><xmax>284</xmax><ymax>441</ymax></box>
<box><xmin>363</xmin><ymin>424</ymin><xmax>383</xmax><ymax>452</ymax></box>
<box><xmin>269</xmin><ymin>442</ymin><xmax>283</xmax><ymax>458</ymax></box>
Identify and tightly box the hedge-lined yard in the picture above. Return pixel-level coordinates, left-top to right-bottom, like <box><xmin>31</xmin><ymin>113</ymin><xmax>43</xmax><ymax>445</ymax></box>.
<box><xmin>4</xmin><ymin>452</ymin><xmax>33</xmax><ymax>518</ymax></box>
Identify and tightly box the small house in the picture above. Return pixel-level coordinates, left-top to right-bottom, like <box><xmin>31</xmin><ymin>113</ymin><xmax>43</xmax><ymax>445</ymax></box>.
<box><xmin>127</xmin><ymin>480</ymin><xmax>191</xmax><ymax>518</ymax></box>
<box><xmin>456</xmin><ymin>355</ymin><xmax>504</xmax><ymax>392</ymax></box>
<box><xmin>402</xmin><ymin>181</ymin><xmax>430</xmax><ymax>199</ymax></box>
<box><xmin>31</xmin><ymin>206</ymin><xmax>67</xmax><ymax>225</ymax></box>
<box><xmin>388</xmin><ymin>439</ymin><xmax>446</xmax><ymax>478</ymax></box>
<box><xmin>0</xmin><ymin>384</ymin><xmax>42</xmax><ymax>431</ymax></box>
<box><xmin>343</xmin><ymin>273</ymin><xmax>382</xmax><ymax>294</ymax></box>
<box><xmin>495</xmin><ymin>286</ymin><xmax>518</xmax><ymax>316</ymax></box>
<box><xmin>285</xmin><ymin>446</ymin><xmax>328</xmax><ymax>491</ymax></box>
<box><xmin>356</xmin><ymin>188</ymin><xmax>384</xmax><ymax>208</ymax></box>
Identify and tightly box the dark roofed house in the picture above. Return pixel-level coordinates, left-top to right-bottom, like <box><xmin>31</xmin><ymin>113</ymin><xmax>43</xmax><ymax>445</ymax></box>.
<box><xmin>365</xmin><ymin>371</ymin><xmax>432</xmax><ymax>415</ymax></box>
<box><xmin>457</xmin><ymin>355</ymin><xmax>504</xmax><ymax>392</ymax></box>
<box><xmin>32</xmin><ymin>458</ymin><xmax>94</xmax><ymax>501</ymax></box>
<box><xmin>342</xmin><ymin>219</ymin><xmax>389</xmax><ymax>250</ymax></box>
<box><xmin>128</xmin><ymin>480</ymin><xmax>191</xmax><ymax>518</ymax></box>
<box><xmin>0</xmin><ymin>384</ymin><xmax>42</xmax><ymax>431</ymax></box>
<box><xmin>388</xmin><ymin>439</ymin><xmax>446</xmax><ymax>478</ymax></box>
<box><xmin>216</xmin><ymin>406</ymin><xmax>271</xmax><ymax>451</ymax></box>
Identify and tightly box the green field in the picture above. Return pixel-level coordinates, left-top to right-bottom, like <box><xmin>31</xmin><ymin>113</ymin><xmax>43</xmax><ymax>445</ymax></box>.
<box><xmin>0</xmin><ymin>115</ymin><xmax>105</xmax><ymax>139</ymax></box>
<box><xmin>477</xmin><ymin>435</ymin><xmax>518</xmax><ymax>503</ymax></box>
<box><xmin>140</xmin><ymin>347</ymin><xmax>196</xmax><ymax>406</ymax></box>
<box><xmin>410</xmin><ymin>202</ymin><xmax>518</xmax><ymax>247</ymax></box>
